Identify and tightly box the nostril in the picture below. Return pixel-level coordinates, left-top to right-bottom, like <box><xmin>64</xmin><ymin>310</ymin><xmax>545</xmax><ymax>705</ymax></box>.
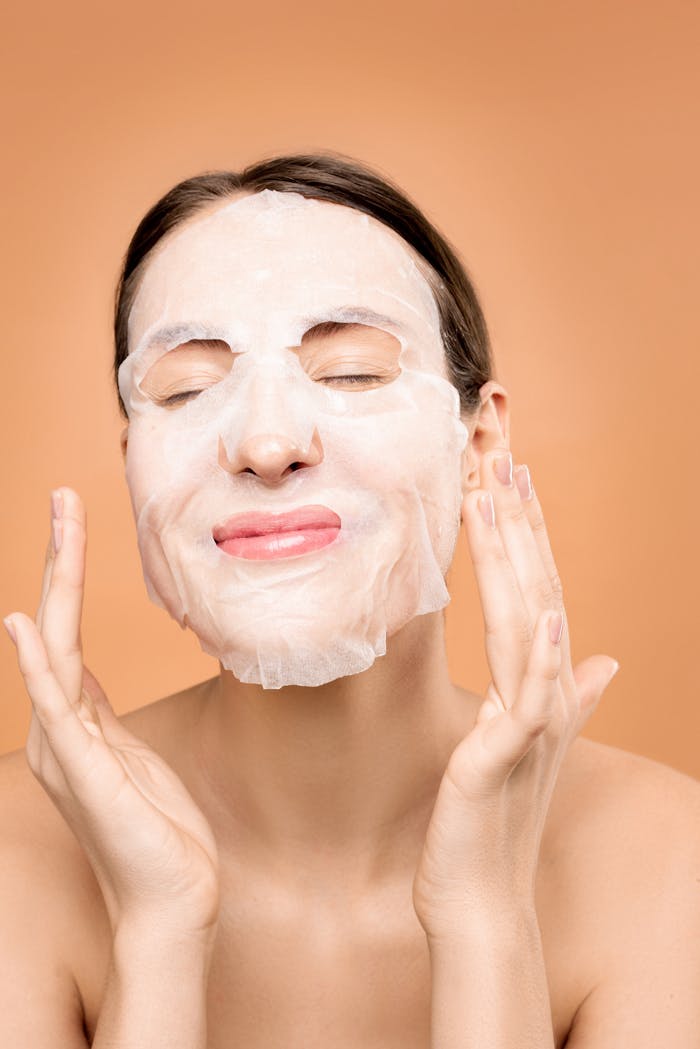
<box><xmin>289</xmin><ymin>462</ymin><xmax>303</xmax><ymax>472</ymax></box>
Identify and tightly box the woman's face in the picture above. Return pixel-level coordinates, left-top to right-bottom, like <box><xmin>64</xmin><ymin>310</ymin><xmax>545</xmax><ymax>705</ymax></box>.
<box><xmin>118</xmin><ymin>190</ymin><xmax>470</xmax><ymax>688</ymax></box>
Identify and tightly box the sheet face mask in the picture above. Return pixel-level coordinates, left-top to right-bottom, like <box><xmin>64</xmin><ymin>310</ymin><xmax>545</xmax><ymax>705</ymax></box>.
<box><xmin>118</xmin><ymin>190</ymin><xmax>470</xmax><ymax>688</ymax></box>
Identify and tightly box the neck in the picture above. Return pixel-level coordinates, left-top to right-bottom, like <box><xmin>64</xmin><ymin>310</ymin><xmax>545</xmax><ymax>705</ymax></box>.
<box><xmin>190</xmin><ymin>612</ymin><xmax>479</xmax><ymax>893</ymax></box>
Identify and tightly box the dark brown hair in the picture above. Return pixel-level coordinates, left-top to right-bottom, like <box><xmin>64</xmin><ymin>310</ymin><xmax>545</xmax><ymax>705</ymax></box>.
<box><xmin>113</xmin><ymin>150</ymin><xmax>493</xmax><ymax>418</ymax></box>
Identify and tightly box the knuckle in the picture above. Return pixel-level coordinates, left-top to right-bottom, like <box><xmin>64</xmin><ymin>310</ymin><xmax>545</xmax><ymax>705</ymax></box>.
<box><xmin>505</xmin><ymin>500</ymin><xmax>528</xmax><ymax>525</ymax></box>
<box><xmin>516</xmin><ymin>620</ymin><xmax>536</xmax><ymax>647</ymax></box>
<box><xmin>486</xmin><ymin>615</ymin><xmax>533</xmax><ymax>649</ymax></box>
<box><xmin>532</xmin><ymin>577</ymin><xmax>555</xmax><ymax>607</ymax></box>
<box><xmin>530</xmin><ymin>513</ymin><xmax>548</xmax><ymax>539</ymax></box>
<box><xmin>472</xmin><ymin>537</ymin><xmax>506</xmax><ymax>568</ymax></box>
<box><xmin>550</xmin><ymin>572</ymin><xmax>565</xmax><ymax>603</ymax></box>
<box><xmin>540</xmin><ymin>661</ymin><xmax>561</xmax><ymax>682</ymax></box>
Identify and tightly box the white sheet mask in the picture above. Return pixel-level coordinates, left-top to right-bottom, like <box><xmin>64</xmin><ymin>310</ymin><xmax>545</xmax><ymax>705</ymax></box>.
<box><xmin>118</xmin><ymin>190</ymin><xmax>470</xmax><ymax>688</ymax></box>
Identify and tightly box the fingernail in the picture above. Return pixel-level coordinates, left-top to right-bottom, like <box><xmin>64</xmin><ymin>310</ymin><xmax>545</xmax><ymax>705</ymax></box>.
<box><xmin>52</xmin><ymin>518</ymin><xmax>63</xmax><ymax>554</ymax></box>
<box><xmin>478</xmin><ymin>492</ymin><xmax>496</xmax><ymax>528</ymax></box>
<box><xmin>493</xmin><ymin>452</ymin><xmax>513</xmax><ymax>486</ymax></box>
<box><xmin>3</xmin><ymin>616</ymin><xmax>17</xmax><ymax>645</ymax></box>
<box><xmin>51</xmin><ymin>489</ymin><xmax>64</xmax><ymax>521</ymax></box>
<box><xmin>608</xmin><ymin>660</ymin><xmax>620</xmax><ymax>681</ymax></box>
<box><xmin>548</xmin><ymin>611</ymin><xmax>564</xmax><ymax>645</ymax></box>
<box><xmin>514</xmin><ymin>464</ymin><xmax>533</xmax><ymax>501</ymax></box>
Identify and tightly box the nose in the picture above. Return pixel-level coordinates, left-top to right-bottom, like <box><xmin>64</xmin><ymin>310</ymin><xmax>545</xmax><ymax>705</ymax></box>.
<box><xmin>218</xmin><ymin>428</ymin><xmax>324</xmax><ymax>483</ymax></box>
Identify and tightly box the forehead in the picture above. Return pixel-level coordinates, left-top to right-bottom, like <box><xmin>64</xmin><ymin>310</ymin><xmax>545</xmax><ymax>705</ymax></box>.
<box><xmin>127</xmin><ymin>190</ymin><xmax>442</xmax><ymax>356</ymax></box>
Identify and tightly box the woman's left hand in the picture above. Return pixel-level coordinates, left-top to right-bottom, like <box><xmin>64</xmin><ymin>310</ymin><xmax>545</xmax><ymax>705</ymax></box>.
<box><xmin>412</xmin><ymin>449</ymin><xmax>620</xmax><ymax>941</ymax></box>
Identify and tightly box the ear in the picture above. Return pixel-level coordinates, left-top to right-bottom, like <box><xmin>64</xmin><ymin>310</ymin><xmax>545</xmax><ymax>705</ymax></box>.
<box><xmin>459</xmin><ymin>380</ymin><xmax>510</xmax><ymax>497</ymax></box>
<box><xmin>119</xmin><ymin>425</ymin><xmax>128</xmax><ymax>462</ymax></box>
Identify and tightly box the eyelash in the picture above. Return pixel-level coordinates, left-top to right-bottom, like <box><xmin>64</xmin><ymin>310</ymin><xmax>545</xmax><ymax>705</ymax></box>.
<box><xmin>319</xmin><ymin>374</ymin><xmax>387</xmax><ymax>386</ymax></box>
<box><xmin>157</xmin><ymin>374</ymin><xmax>388</xmax><ymax>407</ymax></box>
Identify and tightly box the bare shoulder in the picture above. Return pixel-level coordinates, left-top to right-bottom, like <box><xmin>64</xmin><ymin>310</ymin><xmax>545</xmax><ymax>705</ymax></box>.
<box><xmin>546</xmin><ymin>734</ymin><xmax>700</xmax><ymax>898</ymax></box>
<box><xmin>0</xmin><ymin>743</ymin><xmax>112</xmax><ymax>943</ymax></box>
<box><xmin>0</xmin><ymin>743</ymin><xmax>90</xmax><ymax>876</ymax></box>
<box><xmin>0</xmin><ymin>746</ymin><xmax>108</xmax><ymax>1047</ymax></box>
<box><xmin>542</xmin><ymin>737</ymin><xmax>700</xmax><ymax>1045</ymax></box>
<box><xmin>554</xmin><ymin>733</ymin><xmax>700</xmax><ymax>848</ymax></box>
<box><xmin>0</xmin><ymin>686</ymin><xmax>203</xmax><ymax>1045</ymax></box>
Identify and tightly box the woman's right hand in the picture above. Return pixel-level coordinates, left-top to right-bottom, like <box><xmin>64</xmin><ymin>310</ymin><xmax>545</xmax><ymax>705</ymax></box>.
<box><xmin>3</xmin><ymin>487</ymin><xmax>220</xmax><ymax>940</ymax></box>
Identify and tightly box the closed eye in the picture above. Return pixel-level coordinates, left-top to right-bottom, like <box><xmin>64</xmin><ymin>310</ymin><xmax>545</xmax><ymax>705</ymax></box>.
<box><xmin>156</xmin><ymin>375</ymin><xmax>387</xmax><ymax>408</ymax></box>
<box><xmin>299</xmin><ymin>321</ymin><xmax>401</xmax><ymax>388</ymax></box>
<box><xmin>317</xmin><ymin>374</ymin><xmax>390</xmax><ymax>386</ymax></box>
<box><xmin>156</xmin><ymin>389</ymin><xmax>205</xmax><ymax>407</ymax></box>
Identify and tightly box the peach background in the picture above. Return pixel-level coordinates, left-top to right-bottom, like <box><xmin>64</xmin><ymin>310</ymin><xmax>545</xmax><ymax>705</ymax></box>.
<box><xmin>1</xmin><ymin>1</ymin><xmax>698</xmax><ymax>778</ymax></box>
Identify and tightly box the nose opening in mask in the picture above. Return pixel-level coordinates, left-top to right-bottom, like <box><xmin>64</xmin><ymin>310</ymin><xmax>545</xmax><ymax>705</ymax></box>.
<box><xmin>217</xmin><ymin>428</ymin><xmax>324</xmax><ymax>482</ymax></box>
<box><xmin>216</xmin><ymin>352</ymin><xmax>325</xmax><ymax>470</ymax></box>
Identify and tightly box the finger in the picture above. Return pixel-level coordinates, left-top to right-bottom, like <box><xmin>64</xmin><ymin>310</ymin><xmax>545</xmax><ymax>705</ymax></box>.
<box><xmin>40</xmin><ymin>487</ymin><xmax>86</xmax><ymax>703</ymax></box>
<box><xmin>484</xmin><ymin>450</ymin><xmax>562</xmax><ymax>627</ymax></box>
<box><xmin>25</xmin><ymin>702</ymin><xmax>76</xmax><ymax>802</ymax></box>
<box><xmin>477</xmin><ymin>608</ymin><xmax>563</xmax><ymax>784</ymax></box>
<box><xmin>461</xmin><ymin>484</ymin><xmax>531</xmax><ymax>706</ymax></box>
<box><xmin>7</xmin><ymin>616</ymin><xmax>131</xmax><ymax>824</ymax></box>
<box><xmin>6</xmin><ymin>612</ymin><xmax>98</xmax><ymax>773</ymax></box>
<box><xmin>511</xmin><ymin>466</ymin><xmax>576</xmax><ymax>698</ymax></box>
<box><xmin>571</xmin><ymin>654</ymin><xmax>620</xmax><ymax>737</ymax></box>
<box><xmin>36</xmin><ymin>492</ymin><xmax>61</xmax><ymax>632</ymax></box>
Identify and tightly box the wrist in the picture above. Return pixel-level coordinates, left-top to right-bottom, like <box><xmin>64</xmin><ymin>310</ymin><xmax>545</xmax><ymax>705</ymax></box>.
<box><xmin>114</xmin><ymin>913</ymin><xmax>218</xmax><ymax>959</ymax></box>
<box><xmin>420</xmin><ymin>898</ymin><xmax>540</xmax><ymax>952</ymax></box>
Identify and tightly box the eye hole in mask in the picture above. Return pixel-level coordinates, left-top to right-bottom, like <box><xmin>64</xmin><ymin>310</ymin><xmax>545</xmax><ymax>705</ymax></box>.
<box><xmin>140</xmin><ymin>339</ymin><xmax>234</xmax><ymax>408</ymax></box>
<box><xmin>141</xmin><ymin>323</ymin><xmax>403</xmax><ymax>409</ymax></box>
<box><xmin>296</xmin><ymin>320</ymin><xmax>402</xmax><ymax>391</ymax></box>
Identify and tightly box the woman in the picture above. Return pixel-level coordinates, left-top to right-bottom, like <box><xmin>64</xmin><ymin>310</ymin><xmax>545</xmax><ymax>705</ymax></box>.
<box><xmin>2</xmin><ymin>151</ymin><xmax>698</xmax><ymax>1048</ymax></box>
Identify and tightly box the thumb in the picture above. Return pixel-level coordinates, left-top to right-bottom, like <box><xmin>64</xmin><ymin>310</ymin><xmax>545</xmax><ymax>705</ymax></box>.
<box><xmin>572</xmin><ymin>655</ymin><xmax>620</xmax><ymax>734</ymax></box>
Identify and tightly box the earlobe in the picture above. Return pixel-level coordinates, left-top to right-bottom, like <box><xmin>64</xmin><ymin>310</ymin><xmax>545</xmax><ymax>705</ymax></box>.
<box><xmin>119</xmin><ymin>425</ymin><xmax>128</xmax><ymax>461</ymax></box>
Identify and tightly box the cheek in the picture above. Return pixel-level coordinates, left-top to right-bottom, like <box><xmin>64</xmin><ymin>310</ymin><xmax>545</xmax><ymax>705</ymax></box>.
<box><xmin>375</xmin><ymin>407</ymin><xmax>465</xmax><ymax>496</ymax></box>
<box><xmin>335</xmin><ymin>406</ymin><xmax>465</xmax><ymax>568</ymax></box>
<box><xmin>124</xmin><ymin>412</ymin><xmax>221</xmax><ymax>511</ymax></box>
<box><xmin>405</xmin><ymin>410</ymin><xmax>468</xmax><ymax>566</ymax></box>
<box><xmin>123</xmin><ymin>417</ymin><xmax>200</xmax><ymax>519</ymax></box>
<box><xmin>124</xmin><ymin>419</ymin><xmax>161</xmax><ymax>513</ymax></box>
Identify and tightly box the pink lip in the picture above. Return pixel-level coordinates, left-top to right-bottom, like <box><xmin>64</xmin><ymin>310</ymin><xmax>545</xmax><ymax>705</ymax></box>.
<box><xmin>213</xmin><ymin>504</ymin><xmax>342</xmax><ymax>561</ymax></box>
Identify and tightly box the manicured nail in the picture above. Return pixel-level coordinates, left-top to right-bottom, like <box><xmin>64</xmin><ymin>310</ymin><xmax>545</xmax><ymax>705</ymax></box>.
<box><xmin>52</xmin><ymin>518</ymin><xmax>63</xmax><ymax>554</ymax></box>
<box><xmin>3</xmin><ymin>616</ymin><xmax>17</xmax><ymax>645</ymax></box>
<box><xmin>514</xmin><ymin>464</ymin><xmax>533</xmax><ymax>501</ymax></box>
<box><xmin>548</xmin><ymin>611</ymin><xmax>564</xmax><ymax>645</ymax></box>
<box><xmin>493</xmin><ymin>453</ymin><xmax>513</xmax><ymax>486</ymax></box>
<box><xmin>51</xmin><ymin>489</ymin><xmax>64</xmax><ymax>520</ymax></box>
<box><xmin>478</xmin><ymin>492</ymin><xmax>495</xmax><ymax>528</ymax></box>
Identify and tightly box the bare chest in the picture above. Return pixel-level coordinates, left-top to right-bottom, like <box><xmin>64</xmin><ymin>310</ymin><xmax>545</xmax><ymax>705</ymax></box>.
<box><xmin>78</xmin><ymin>880</ymin><xmax>586</xmax><ymax>1048</ymax></box>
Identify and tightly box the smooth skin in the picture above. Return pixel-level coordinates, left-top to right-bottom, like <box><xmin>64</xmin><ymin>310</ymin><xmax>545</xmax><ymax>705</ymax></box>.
<box><xmin>1</xmin><ymin>381</ymin><xmax>699</xmax><ymax>1047</ymax></box>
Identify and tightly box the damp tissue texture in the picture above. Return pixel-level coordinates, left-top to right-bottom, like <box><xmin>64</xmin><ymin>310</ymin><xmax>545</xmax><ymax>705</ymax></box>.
<box><xmin>118</xmin><ymin>190</ymin><xmax>469</xmax><ymax>688</ymax></box>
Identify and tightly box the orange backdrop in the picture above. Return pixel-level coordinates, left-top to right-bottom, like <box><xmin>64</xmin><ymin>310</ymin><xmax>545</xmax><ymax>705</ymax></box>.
<box><xmin>2</xmin><ymin>0</ymin><xmax>698</xmax><ymax>778</ymax></box>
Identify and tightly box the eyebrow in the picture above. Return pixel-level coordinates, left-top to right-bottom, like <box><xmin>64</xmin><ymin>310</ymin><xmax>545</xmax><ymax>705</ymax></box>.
<box><xmin>142</xmin><ymin>323</ymin><xmax>229</xmax><ymax>353</ymax></box>
<box><xmin>298</xmin><ymin>306</ymin><xmax>407</xmax><ymax>333</ymax></box>
<box><xmin>141</xmin><ymin>307</ymin><xmax>407</xmax><ymax>353</ymax></box>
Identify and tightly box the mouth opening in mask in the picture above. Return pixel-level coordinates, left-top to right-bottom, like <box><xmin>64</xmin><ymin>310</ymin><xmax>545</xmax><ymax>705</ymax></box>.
<box><xmin>212</xmin><ymin>504</ymin><xmax>342</xmax><ymax>561</ymax></box>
